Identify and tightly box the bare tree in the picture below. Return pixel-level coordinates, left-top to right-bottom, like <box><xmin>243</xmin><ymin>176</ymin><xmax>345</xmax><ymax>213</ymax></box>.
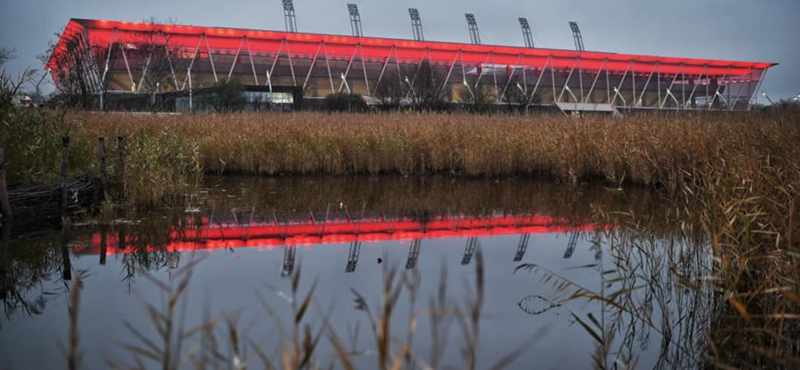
<box><xmin>1</xmin><ymin>47</ymin><xmax>36</xmax><ymax>109</ymax></box>
<box><xmin>373</xmin><ymin>70</ymin><xmax>405</xmax><ymax>110</ymax></box>
<box><xmin>126</xmin><ymin>18</ymin><xmax>185</xmax><ymax>111</ymax></box>
<box><xmin>457</xmin><ymin>82</ymin><xmax>494</xmax><ymax>113</ymax></box>
<box><xmin>410</xmin><ymin>60</ymin><xmax>448</xmax><ymax>111</ymax></box>
<box><xmin>497</xmin><ymin>74</ymin><xmax>530</xmax><ymax>113</ymax></box>
<box><xmin>40</xmin><ymin>26</ymin><xmax>103</xmax><ymax>109</ymax></box>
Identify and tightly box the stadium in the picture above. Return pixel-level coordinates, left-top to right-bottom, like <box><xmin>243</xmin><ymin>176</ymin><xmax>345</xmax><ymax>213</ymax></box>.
<box><xmin>46</xmin><ymin>6</ymin><xmax>776</xmax><ymax>113</ymax></box>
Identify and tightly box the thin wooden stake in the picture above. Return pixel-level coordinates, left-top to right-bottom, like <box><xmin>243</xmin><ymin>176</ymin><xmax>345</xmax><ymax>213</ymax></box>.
<box><xmin>0</xmin><ymin>142</ymin><xmax>11</xmax><ymax>220</ymax></box>
<box><xmin>61</xmin><ymin>223</ymin><xmax>72</xmax><ymax>281</ymax></box>
<box><xmin>117</xmin><ymin>136</ymin><xmax>125</xmax><ymax>178</ymax></box>
<box><xmin>98</xmin><ymin>137</ymin><xmax>107</xmax><ymax>197</ymax></box>
<box><xmin>99</xmin><ymin>225</ymin><xmax>107</xmax><ymax>265</ymax></box>
<box><xmin>61</xmin><ymin>136</ymin><xmax>70</xmax><ymax>213</ymax></box>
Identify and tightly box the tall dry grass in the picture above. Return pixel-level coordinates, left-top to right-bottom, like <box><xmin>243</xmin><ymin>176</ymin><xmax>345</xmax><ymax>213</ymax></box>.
<box><xmin>7</xmin><ymin>109</ymin><xmax>799</xmax><ymax>207</ymax></box>
<box><xmin>73</xmin><ymin>110</ymin><xmax>798</xmax><ymax>189</ymax></box>
<box><xmin>79</xmin><ymin>110</ymin><xmax>797</xmax><ymax>367</ymax></box>
<box><xmin>7</xmin><ymin>108</ymin><xmax>800</xmax><ymax>367</ymax></box>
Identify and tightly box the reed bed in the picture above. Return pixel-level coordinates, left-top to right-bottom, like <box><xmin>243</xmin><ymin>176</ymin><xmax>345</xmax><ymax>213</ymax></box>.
<box><xmin>5</xmin><ymin>109</ymin><xmax>800</xmax><ymax>206</ymax></box>
<box><xmin>71</xmin><ymin>110</ymin><xmax>798</xmax><ymax>189</ymax></box>
<box><xmin>4</xmin><ymin>108</ymin><xmax>800</xmax><ymax>368</ymax></box>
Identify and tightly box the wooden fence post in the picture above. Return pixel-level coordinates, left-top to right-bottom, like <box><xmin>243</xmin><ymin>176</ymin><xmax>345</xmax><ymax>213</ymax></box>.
<box><xmin>61</xmin><ymin>222</ymin><xmax>71</xmax><ymax>281</ymax></box>
<box><xmin>0</xmin><ymin>141</ymin><xmax>11</xmax><ymax>220</ymax></box>
<box><xmin>99</xmin><ymin>225</ymin><xmax>107</xmax><ymax>265</ymax></box>
<box><xmin>98</xmin><ymin>137</ymin><xmax>107</xmax><ymax>197</ymax></box>
<box><xmin>0</xmin><ymin>220</ymin><xmax>10</xmax><ymax>301</ymax></box>
<box><xmin>60</xmin><ymin>136</ymin><xmax>70</xmax><ymax>213</ymax></box>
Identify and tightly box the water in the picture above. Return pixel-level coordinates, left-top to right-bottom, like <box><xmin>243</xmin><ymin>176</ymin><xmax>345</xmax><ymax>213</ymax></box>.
<box><xmin>0</xmin><ymin>176</ymin><xmax>711</xmax><ymax>370</ymax></box>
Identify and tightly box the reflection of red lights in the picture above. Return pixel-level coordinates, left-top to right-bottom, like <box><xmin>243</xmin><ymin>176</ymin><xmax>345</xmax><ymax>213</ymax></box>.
<box><xmin>47</xmin><ymin>18</ymin><xmax>775</xmax><ymax>78</ymax></box>
<box><xmin>75</xmin><ymin>215</ymin><xmax>606</xmax><ymax>255</ymax></box>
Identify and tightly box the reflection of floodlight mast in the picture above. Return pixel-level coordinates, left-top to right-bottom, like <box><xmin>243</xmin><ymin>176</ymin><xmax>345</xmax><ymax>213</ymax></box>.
<box><xmin>347</xmin><ymin>3</ymin><xmax>363</xmax><ymax>37</ymax></box>
<box><xmin>409</xmin><ymin>8</ymin><xmax>424</xmax><ymax>41</ymax></box>
<box><xmin>282</xmin><ymin>246</ymin><xmax>297</xmax><ymax>277</ymax></box>
<box><xmin>282</xmin><ymin>0</ymin><xmax>298</xmax><ymax>33</ymax></box>
<box><xmin>345</xmin><ymin>240</ymin><xmax>362</xmax><ymax>273</ymax></box>
<box><xmin>462</xmin><ymin>237</ymin><xmax>478</xmax><ymax>265</ymax></box>
<box><xmin>465</xmin><ymin>13</ymin><xmax>481</xmax><ymax>45</ymax></box>
<box><xmin>519</xmin><ymin>18</ymin><xmax>535</xmax><ymax>48</ymax></box>
<box><xmin>569</xmin><ymin>21</ymin><xmax>585</xmax><ymax>52</ymax></box>
<box><xmin>514</xmin><ymin>233</ymin><xmax>531</xmax><ymax>261</ymax></box>
<box><xmin>406</xmin><ymin>239</ymin><xmax>421</xmax><ymax>269</ymax></box>
<box><xmin>563</xmin><ymin>233</ymin><xmax>579</xmax><ymax>259</ymax></box>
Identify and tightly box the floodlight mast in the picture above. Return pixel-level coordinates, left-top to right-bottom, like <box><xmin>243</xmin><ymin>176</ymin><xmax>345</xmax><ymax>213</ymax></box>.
<box><xmin>519</xmin><ymin>17</ymin><xmax>535</xmax><ymax>48</ymax></box>
<box><xmin>409</xmin><ymin>8</ymin><xmax>424</xmax><ymax>41</ymax></box>
<box><xmin>569</xmin><ymin>21</ymin><xmax>585</xmax><ymax>52</ymax></box>
<box><xmin>347</xmin><ymin>3</ymin><xmax>363</xmax><ymax>37</ymax></box>
<box><xmin>282</xmin><ymin>0</ymin><xmax>298</xmax><ymax>33</ymax></box>
<box><xmin>465</xmin><ymin>13</ymin><xmax>481</xmax><ymax>45</ymax></box>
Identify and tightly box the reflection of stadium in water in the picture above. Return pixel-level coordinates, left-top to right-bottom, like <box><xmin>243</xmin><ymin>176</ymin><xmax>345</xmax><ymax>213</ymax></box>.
<box><xmin>71</xmin><ymin>210</ymin><xmax>601</xmax><ymax>275</ymax></box>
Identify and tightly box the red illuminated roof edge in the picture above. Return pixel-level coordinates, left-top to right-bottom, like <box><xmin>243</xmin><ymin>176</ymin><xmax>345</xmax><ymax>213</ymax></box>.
<box><xmin>70</xmin><ymin>18</ymin><xmax>775</xmax><ymax>70</ymax></box>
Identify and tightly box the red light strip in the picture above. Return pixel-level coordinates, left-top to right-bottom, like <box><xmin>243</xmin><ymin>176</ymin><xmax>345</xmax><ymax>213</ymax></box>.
<box><xmin>73</xmin><ymin>215</ymin><xmax>605</xmax><ymax>255</ymax></box>
<box><xmin>48</xmin><ymin>18</ymin><xmax>776</xmax><ymax>77</ymax></box>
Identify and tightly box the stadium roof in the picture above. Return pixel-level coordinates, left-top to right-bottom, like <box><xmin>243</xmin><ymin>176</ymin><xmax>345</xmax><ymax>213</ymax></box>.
<box><xmin>49</xmin><ymin>18</ymin><xmax>776</xmax><ymax>77</ymax></box>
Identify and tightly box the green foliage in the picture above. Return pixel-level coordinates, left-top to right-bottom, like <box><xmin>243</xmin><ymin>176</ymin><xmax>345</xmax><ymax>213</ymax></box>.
<box><xmin>325</xmin><ymin>93</ymin><xmax>368</xmax><ymax>112</ymax></box>
<box><xmin>122</xmin><ymin>127</ymin><xmax>200</xmax><ymax>207</ymax></box>
<box><xmin>0</xmin><ymin>110</ymin><xmax>94</xmax><ymax>185</ymax></box>
<box><xmin>202</xmin><ymin>79</ymin><xmax>247</xmax><ymax>112</ymax></box>
<box><xmin>1</xmin><ymin>49</ymin><xmax>94</xmax><ymax>185</ymax></box>
<box><xmin>457</xmin><ymin>83</ymin><xmax>494</xmax><ymax>113</ymax></box>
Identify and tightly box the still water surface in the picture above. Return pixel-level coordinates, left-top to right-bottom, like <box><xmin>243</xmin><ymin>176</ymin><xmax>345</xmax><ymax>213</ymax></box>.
<box><xmin>0</xmin><ymin>176</ymin><xmax>709</xmax><ymax>370</ymax></box>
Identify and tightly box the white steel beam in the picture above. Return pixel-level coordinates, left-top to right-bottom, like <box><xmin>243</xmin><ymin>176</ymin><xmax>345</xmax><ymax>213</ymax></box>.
<box><xmin>610</xmin><ymin>61</ymin><xmax>632</xmax><ymax>106</ymax></box>
<box><xmin>526</xmin><ymin>56</ymin><xmax>552</xmax><ymax>107</ymax></box>
<box><xmin>204</xmin><ymin>34</ymin><xmax>219</xmax><ymax>83</ymax></box>
<box><xmin>659</xmin><ymin>64</ymin><xmax>683</xmax><ymax>109</ymax></box>
<box><xmin>557</xmin><ymin>58</ymin><xmax>579</xmax><ymax>103</ymax></box>
<box><xmin>321</xmin><ymin>41</ymin><xmax>335</xmax><ymax>95</ymax></box>
<box><xmin>337</xmin><ymin>44</ymin><xmax>361</xmax><ymax>94</ymax></box>
<box><xmin>440</xmin><ymin>50</ymin><xmax>462</xmax><ymax>97</ymax></box>
<box><xmin>245</xmin><ymin>36</ymin><xmax>259</xmax><ymax>85</ymax></box>
<box><xmin>746</xmin><ymin>69</ymin><xmax>768</xmax><ymax>111</ymax></box>
<box><xmin>136</xmin><ymin>31</ymin><xmax>160</xmax><ymax>93</ymax></box>
<box><xmin>499</xmin><ymin>54</ymin><xmax>523</xmax><ymax>102</ymax></box>
<box><xmin>227</xmin><ymin>37</ymin><xmax>245</xmax><ymax>82</ymax></box>
<box><xmin>584</xmin><ymin>59</ymin><xmax>607</xmax><ymax>104</ymax></box>
<box><xmin>358</xmin><ymin>43</ymin><xmax>370</xmax><ymax>95</ymax></box>
<box><xmin>372</xmin><ymin>45</ymin><xmax>397</xmax><ymax>96</ymax></box>
<box><xmin>302</xmin><ymin>41</ymin><xmax>323</xmax><ymax>94</ymax></box>
<box><xmin>637</xmin><ymin>64</ymin><xmax>657</xmax><ymax>108</ymax></box>
<box><xmin>118</xmin><ymin>35</ymin><xmax>136</xmax><ymax>90</ymax></box>
<box><xmin>180</xmin><ymin>36</ymin><xmax>203</xmax><ymax>91</ymax></box>
<box><xmin>405</xmin><ymin>48</ymin><xmax>431</xmax><ymax>100</ymax></box>
<box><xmin>267</xmin><ymin>39</ymin><xmax>286</xmax><ymax>86</ymax></box>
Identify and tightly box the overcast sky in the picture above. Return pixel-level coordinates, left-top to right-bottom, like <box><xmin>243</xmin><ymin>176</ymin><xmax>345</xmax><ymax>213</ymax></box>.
<box><xmin>1</xmin><ymin>0</ymin><xmax>798</xmax><ymax>101</ymax></box>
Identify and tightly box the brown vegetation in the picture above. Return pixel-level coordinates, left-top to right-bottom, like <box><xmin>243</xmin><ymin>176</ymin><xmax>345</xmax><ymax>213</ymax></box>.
<box><xmin>3</xmin><ymin>106</ymin><xmax>799</xmax><ymax>368</ymax></box>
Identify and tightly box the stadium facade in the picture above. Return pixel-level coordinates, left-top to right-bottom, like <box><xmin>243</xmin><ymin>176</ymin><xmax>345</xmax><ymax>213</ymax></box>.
<box><xmin>47</xmin><ymin>18</ymin><xmax>776</xmax><ymax>113</ymax></box>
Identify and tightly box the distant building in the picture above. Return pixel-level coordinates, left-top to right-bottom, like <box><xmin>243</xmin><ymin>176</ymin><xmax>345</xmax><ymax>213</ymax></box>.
<box><xmin>11</xmin><ymin>94</ymin><xmax>37</xmax><ymax>108</ymax></box>
<box><xmin>46</xmin><ymin>18</ymin><xmax>776</xmax><ymax>113</ymax></box>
